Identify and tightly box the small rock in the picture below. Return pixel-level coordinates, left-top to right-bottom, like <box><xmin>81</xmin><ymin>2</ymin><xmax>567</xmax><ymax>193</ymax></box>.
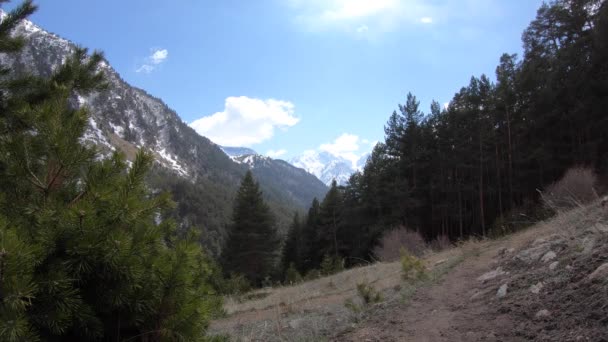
<box><xmin>470</xmin><ymin>291</ymin><xmax>483</xmax><ymax>301</ymax></box>
<box><xmin>535</xmin><ymin>309</ymin><xmax>551</xmax><ymax>320</ymax></box>
<box><xmin>530</xmin><ymin>282</ymin><xmax>544</xmax><ymax>294</ymax></box>
<box><xmin>533</xmin><ymin>238</ymin><xmax>546</xmax><ymax>246</ymax></box>
<box><xmin>507</xmin><ymin>248</ymin><xmax>515</xmax><ymax>254</ymax></box>
<box><xmin>541</xmin><ymin>251</ymin><xmax>557</xmax><ymax>263</ymax></box>
<box><xmin>566</xmin><ymin>265</ymin><xmax>574</xmax><ymax>271</ymax></box>
<box><xmin>581</xmin><ymin>236</ymin><xmax>596</xmax><ymax>255</ymax></box>
<box><xmin>549</xmin><ymin>261</ymin><xmax>559</xmax><ymax>271</ymax></box>
<box><xmin>288</xmin><ymin>318</ymin><xmax>304</xmax><ymax>330</ymax></box>
<box><xmin>516</xmin><ymin>244</ymin><xmax>551</xmax><ymax>264</ymax></box>
<box><xmin>595</xmin><ymin>223</ymin><xmax>608</xmax><ymax>233</ymax></box>
<box><xmin>478</xmin><ymin>267</ymin><xmax>506</xmax><ymax>282</ymax></box>
<box><xmin>497</xmin><ymin>284</ymin><xmax>508</xmax><ymax>298</ymax></box>
<box><xmin>587</xmin><ymin>263</ymin><xmax>608</xmax><ymax>282</ymax></box>
<box><xmin>434</xmin><ymin>259</ymin><xmax>448</xmax><ymax>266</ymax></box>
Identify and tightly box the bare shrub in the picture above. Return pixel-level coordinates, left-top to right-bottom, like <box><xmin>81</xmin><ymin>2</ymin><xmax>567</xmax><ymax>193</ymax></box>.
<box><xmin>541</xmin><ymin>167</ymin><xmax>599</xmax><ymax>212</ymax></box>
<box><xmin>373</xmin><ymin>226</ymin><xmax>427</xmax><ymax>262</ymax></box>
<box><xmin>430</xmin><ymin>234</ymin><xmax>452</xmax><ymax>251</ymax></box>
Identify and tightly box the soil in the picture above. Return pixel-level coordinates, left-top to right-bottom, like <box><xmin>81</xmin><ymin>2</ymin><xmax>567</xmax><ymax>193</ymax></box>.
<box><xmin>211</xmin><ymin>206</ymin><xmax>608</xmax><ymax>341</ymax></box>
<box><xmin>336</xmin><ymin>209</ymin><xmax>608</xmax><ymax>342</ymax></box>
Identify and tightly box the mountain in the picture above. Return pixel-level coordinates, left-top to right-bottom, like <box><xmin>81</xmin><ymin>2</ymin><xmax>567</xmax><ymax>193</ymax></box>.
<box><xmin>232</xmin><ymin>154</ymin><xmax>328</xmax><ymax>208</ymax></box>
<box><xmin>290</xmin><ymin>151</ymin><xmax>370</xmax><ymax>186</ymax></box>
<box><xmin>221</xmin><ymin>146</ymin><xmax>257</xmax><ymax>158</ymax></box>
<box><xmin>0</xmin><ymin>13</ymin><xmax>326</xmax><ymax>255</ymax></box>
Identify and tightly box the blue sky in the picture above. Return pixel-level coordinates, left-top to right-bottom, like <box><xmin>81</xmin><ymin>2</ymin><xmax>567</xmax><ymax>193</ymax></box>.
<box><xmin>11</xmin><ymin>0</ymin><xmax>542</xmax><ymax>161</ymax></box>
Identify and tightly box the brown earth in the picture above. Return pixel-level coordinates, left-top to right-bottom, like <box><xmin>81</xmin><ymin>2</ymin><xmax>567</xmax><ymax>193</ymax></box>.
<box><xmin>210</xmin><ymin>205</ymin><xmax>608</xmax><ymax>342</ymax></box>
<box><xmin>336</xmin><ymin>205</ymin><xmax>608</xmax><ymax>342</ymax></box>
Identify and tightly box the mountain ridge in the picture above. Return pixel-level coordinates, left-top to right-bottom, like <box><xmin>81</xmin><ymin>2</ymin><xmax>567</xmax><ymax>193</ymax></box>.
<box><xmin>0</xmin><ymin>14</ymin><xmax>327</xmax><ymax>254</ymax></box>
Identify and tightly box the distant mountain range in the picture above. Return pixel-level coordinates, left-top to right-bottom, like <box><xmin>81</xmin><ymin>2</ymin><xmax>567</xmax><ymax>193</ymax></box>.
<box><xmin>289</xmin><ymin>151</ymin><xmax>370</xmax><ymax>186</ymax></box>
<box><xmin>220</xmin><ymin>146</ymin><xmax>370</xmax><ymax>187</ymax></box>
<box><xmin>0</xmin><ymin>13</ymin><xmax>327</xmax><ymax>255</ymax></box>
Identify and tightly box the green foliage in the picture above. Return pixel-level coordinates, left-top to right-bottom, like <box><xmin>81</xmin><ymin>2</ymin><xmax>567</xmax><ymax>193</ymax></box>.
<box><xmin>320</xmin><ymin>254</ymin><xmax>344</xmax><ymax>276</ymax></box>
<box><xmin>400</xmin><ymin>249</ymin><xmax>426</xmax><ymax>281</ymax></box>
<box><xmin>303</xmin><ymin>269</ymin><xmax>321</xmax><ymax>281</ymax></box>
<box><xmin>0</xmin><ymin>3</ymin><xmax>221</xmax><ymax>339</ymax></box>
<box><xmin>220</xmin><ymin>273</ymin><xmax>252</xmax><ymax>296</ymax></box>
<box><xmin>356</xmin><ymin>282</ymin><xmax>383</xmax><ymax>305</ymax></box>
<box><xmin>221</xmin><ymin>171</ymin><xmax>281</xmax><ymax>286</ymax></box>
<box><xmin>344</xmin><ymin>282</ymin><xmax>383</xmax><ymax>319</ymax></box>
<box><xmin>284</xmin><ymin>263</ymin><xmax>302</xmax><ymax>285</ymax></box>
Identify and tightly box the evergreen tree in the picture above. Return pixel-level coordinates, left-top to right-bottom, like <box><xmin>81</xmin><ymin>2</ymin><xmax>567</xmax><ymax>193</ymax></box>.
<box><xmin>0</xmin><ymin>2</ymin><xmax>220</xmax><ymax>340</ymax></box>
<box><xmin>222</xmin><ymin>170</ymin><xmax>280</xmax><ymax>286</ymax></box>
<box><xmin>316</xmin><ymin>180</ymin><xmax>343</xmax><ymax>259</ymax></box>
<box><xmin>281</xmin><ymin>212</ymin><xmax>302</xmax><ymax>275</ymax></box>
<box><xmin>300</xmin><ymin>197</ymin><xmax>320</xmax><ymax>270</ymax></box>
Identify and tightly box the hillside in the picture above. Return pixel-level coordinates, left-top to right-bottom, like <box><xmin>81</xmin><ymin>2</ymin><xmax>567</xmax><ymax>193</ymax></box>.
<box><xmin>209</xmin><ymin>202</ymin><xmax>608</xmax><ymax>341</ymax></box>
<box><xmin>0</xmin><ymin>13</ymin><xmax>327</xmax><ymax>254</ymax></box>
<box><xmin>232</xmin><ymin>154</ymin><xmax>328</xmax><ymax>209</ymax></box>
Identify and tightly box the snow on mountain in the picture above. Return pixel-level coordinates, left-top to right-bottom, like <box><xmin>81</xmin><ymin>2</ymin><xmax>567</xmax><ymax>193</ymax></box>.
<box><xmin>290</xmin><ymin>151</ymin><xmax>370</xmax><ymax>186</ymax></box>
<box><xmin>0</xmin><ymin>16</ymin><xmax>195</xmax><ymax>177</ymax></box>
<box><xmin>220</xmin><ymin>146</ymin><xmax>257</xmax><ymax>158</ymax></box>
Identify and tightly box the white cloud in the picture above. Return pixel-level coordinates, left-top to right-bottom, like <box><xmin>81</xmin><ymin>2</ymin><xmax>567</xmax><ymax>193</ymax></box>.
<box><xmin>190</xmin><ymin>96</ymin><xmax>299</xmax><ymax>147</ymax></box>
<box><xmin>136</xmin><ymin>48</ymin><xmax>169</xmax><ymax>73</ymax></box>
<box><xmin>356</xmin><ymin>25</ymin><xmax>369</xmax><ymax>33</ymax></box>
<box><xmin>287</xmin><ymin>0</ymin><xmax>501</xmax><ymax>35</ymax></box>
<box><xmin>151</xmin><ymin>49</ymin><xmax>168</xmax><ymax>64</ymax></box>
<box><xmin>319</xmin><ymin>133</ymin><xmax>363</xmax><ymax>167</ymax></box>
<box><xmin>135</xmin><ymin>64</ymin><xmax>155</xmax><ymax>73</ymax></box>
<box><xmin>266</xmin><ymin>149</ymin><xmax>288</xmax><ymax>158</ymax></box>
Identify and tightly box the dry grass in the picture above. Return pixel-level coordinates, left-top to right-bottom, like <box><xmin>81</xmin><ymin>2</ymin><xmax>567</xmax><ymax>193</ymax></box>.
<box><xmin>223</xmin><ymin>262</ymin><xmax>401</xmax><ymax>315</ymax></box>
<box><xmin>211</xmin><ymin>201</ymin><xmax>608</xmax><ymax>341</ymax></box>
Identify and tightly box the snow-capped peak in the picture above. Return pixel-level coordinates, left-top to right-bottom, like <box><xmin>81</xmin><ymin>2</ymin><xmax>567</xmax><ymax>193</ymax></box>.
<box><xmin>289</xmin><ymin>151</ymin><xmax>370</xmax><ymax>186</ymax></box>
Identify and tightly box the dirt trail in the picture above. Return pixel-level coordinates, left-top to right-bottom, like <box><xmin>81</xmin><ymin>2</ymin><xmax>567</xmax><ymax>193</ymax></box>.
<box><xmin>336</xmin><ymin>206</ymin><xmax>608</xmax><ymax>341</ymax></box>
<box><xmin>334</xmin><ymin>239</ymin><xmax>519</xmax><ymax>341</ymax></box>
<box><xmin>211</xmin><ymin>205</ymin><xmax>608</xmax><ymax>341</ymax></box>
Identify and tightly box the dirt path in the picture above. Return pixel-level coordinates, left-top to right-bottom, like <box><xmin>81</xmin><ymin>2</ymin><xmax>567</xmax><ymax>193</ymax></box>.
<box><xmin>211</xmin><ymin>206</ymin><xmax>608</xmax><ymax>341</ymax></box>
<box><xmin>336</xmin><ymin>207</ymin><xmax>608</xmax><ymax>342</ymax></box>
<box><xmin>333</xmin><ymin>240</ymin><xmax>520</xmax><ymax>341</ymax></box>
<box><xmin>333</xmin><ymin>220</ymin><xmax>564</xmax><ymax>342</ymax></box>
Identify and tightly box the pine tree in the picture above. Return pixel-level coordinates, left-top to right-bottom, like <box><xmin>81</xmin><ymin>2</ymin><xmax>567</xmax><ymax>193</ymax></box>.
<box><xmin>281</xmin><ymin>212</ymin><xmax>302</xmax><ymax>275</ymax></box>
<box><xmin>316</xmin><ymin>180</ymin><xmax>343</xmax><ymax>259</ymax></box>
<box><xmin>222</xmin><ymin>170</ymin><xmax>280</xmax><ymax>286</ymax></box>
<box><xmin>0</xmin><ymin>2</ymin><xmax>221</xmax><ymax>340</ymax></box>
<box><xmin>300</xmin><ymin>197</ymin><xmax>320</xmax><ymax>271</ymax></box>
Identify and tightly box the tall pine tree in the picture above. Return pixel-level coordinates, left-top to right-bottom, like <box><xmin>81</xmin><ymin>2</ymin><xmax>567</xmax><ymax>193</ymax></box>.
<box><xmin>222</xmin><ymin>170</ymin><xmax>280</xmax><ymax>286</ymax></box>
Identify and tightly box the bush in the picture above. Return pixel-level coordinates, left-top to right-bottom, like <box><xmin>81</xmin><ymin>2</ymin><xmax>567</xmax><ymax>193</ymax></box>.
<box><xmin>320</xmin><ymin>254</ymin><xmax>345</xmax><ymax>276</ymax></box>
<box><xmin>400</xmin><ymin>248</ymin><xmax>426</xmax><ymax>281</ymax></box>
<box><xmin>373</xmin><ymin>226</ymin><xmax>427</xmax><ymax>261</ymax></box>
<box><xmin>541</xmin><ymin>167</ymin><xmax>599</xmax><ymax>212</ymax></box>
<box><xmin>304</xmin><ymin>269</ymin><xmax>322</xmax><ymax>281</ymax></box>
<box><xmin>221</xmin><ymin>272</ymin><xmax>252</xmax><ymax>296</ymax></box>
<box><xmin>344</xmin><ymin>282</ymin><xmax>383</xmax><ymax>317</ymax></box>
<box><xmin>284</xmin><ymin>263</ymin><xmax>303</xmax><ymax>285</ymax></box>
<box><xmin>430</xmin><ymin>234</ymin><xmax>452</xmax><ymax>251</ymax></box>
<box><xmin>356</xmin><ymin>282</ymin><xmax>383</xmax><ymax>305</ymax></box>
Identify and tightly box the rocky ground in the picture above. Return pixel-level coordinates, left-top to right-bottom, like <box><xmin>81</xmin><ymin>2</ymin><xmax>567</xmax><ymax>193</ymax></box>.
<box><xmin>211</xmin><ymin>204</ymin><xmax>608</xmax><ymax>341</ymax></box>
